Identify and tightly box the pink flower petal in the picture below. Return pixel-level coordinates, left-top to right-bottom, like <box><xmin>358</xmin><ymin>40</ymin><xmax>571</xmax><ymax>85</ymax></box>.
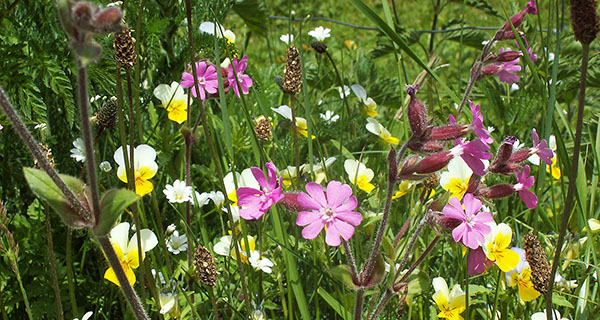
<box><xmin>297</xmin><ymin>192</ymin><xmax>323</xmax><ymax>211</ymax></box>
<box><xmin>336</xmin><ymin>210</ymin><xmax>362</xmax><ymax>226</ymax></box>
<box><xmin>301</xmin><ymin>220</ymin><xmax>326</xmax><ymax>240</ymax></box>
<box><xmin>324</xmin><ymin>222</ymin><xmax>342</xmax><ymax>246</ymax></box>
<box><xmin>296</xmin><ymin>210</ymin><xmax>322</xmax><ymax>226</ymax></box>
<box><xmin>332</xmin><ymin>220</ymin><xmax>355</xmax><ymax>241</ymax></box>
<box><xmin>336</xmin><ymin>196</ymin><xmax>358</xmax><ymax>213</ymax></box>
<box><xmin>326</xmin><ymin>181</ymin><xmax>352</xmax><ymax>208</ymax></box>
<box><xmin>452</xmin><ymin>223</ymin><xmax>467</xmax><ymax>244</ymax></box>
<box><xmin>305</xmin><ymin>182</ymin><xmax>327</xmax><ymax>205</ymax></box>
<box><xmin>250</xmin><ymin>167</ymin><xmax>268</xmax><ymax>189</ymax></box>
<box><xmin>463</xmin><ymin>193</ymin><xmax>482</xmax><ymax>216</ymax></box>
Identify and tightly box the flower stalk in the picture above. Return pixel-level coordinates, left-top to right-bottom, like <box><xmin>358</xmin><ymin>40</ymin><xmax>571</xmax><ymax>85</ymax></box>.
<box><xmin>44</xmin><ymin>206</ymin><xmax>64</xmax><ymax>320</ymax></box>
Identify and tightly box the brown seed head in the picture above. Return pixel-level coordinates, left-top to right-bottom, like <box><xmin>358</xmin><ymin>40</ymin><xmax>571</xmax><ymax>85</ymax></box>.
<box><xmin>113</xmin><ymin>28</ymin><xmax>136</xmax><ymax>68</ymax></box>
<box><xmin>571</xmin><ymin>0</ymin><xmax>600</xmax><ymax>44</ymax></box>
<box><xmin>254</xmin><ymin>116</ymin><xmax>272</xmax><ymax>141</ymax></box>
<box><xmin>194</xmin><ymin>245</ymin><xmax>218</xmax><ymax>286</ymax></box>
<box><xmin>524</xmin><ymin>233</ymin><xmax>551</xmax><ymax>294</ymax></box>
<box><xmin>282</xmin><ymin>46</ymin><xmax>302</xmax><ymax>95</ymax></box>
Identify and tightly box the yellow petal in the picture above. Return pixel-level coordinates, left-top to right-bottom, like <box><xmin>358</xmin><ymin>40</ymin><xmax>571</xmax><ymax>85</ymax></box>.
<box><xmin>104</xmin><ymin>267</ymin><xmax>121</xmax><ymax>286</ymax></box>
<box><xmin>433</xmin><ymin>291</ymin><xmax>448</xmax><ymax>311</ymax></box>
<box><xmin>126</xmin><ymin>248</ymin><xmax>142</xmax><ymax>269</ymax></box>
<box><xmin>384</xmin><ymin>136</ymin><xmax>399</xmax><ymax>144</ymax></box>
<box><xmin>135</xmin><ymin>178</ymin><xmax>154</xmax><ymax>196</ymax></box>
<box><xmin>518</xmin><ymin>282</ymin><xmax>541</xmax><ymax>301</ymax></box>
<box><xmin>358</xmin><ymin>180</ymin><xmax>375</xmax><ymax>193</ymax></box>
<box><xmin>495</xmin><ymin>248</ymin><xmax>520</xmax><ymax>272</ymax></box>
<box><xmin>138</xmin><ymin>165</ymin><xmax>157</xmax><ymax>180</ymax></box>
<box><xmin>446</xmin><ymin>177</ymin><xmax>468</xmax><ymax>201</ymax></box>
<box><xmin>167</xmin><ymin>101</ymin><xmax>188</xmax><ymax>124</ymax></box>
<box><xmin>365</xmin><ymin>109</ymin><xmax>378</xmax><ymax>117</ymax></box>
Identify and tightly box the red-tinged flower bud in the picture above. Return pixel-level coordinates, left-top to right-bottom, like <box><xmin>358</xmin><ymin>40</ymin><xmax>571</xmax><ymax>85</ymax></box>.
<box><xmin>466</xmin><ymin>174</ymin><xmax>481</xmax><ymax>194</ymax></box>
<box><xmin>429</xmin><ymin>210</ymin><xmax>462</xmax><ymax>234</ymax></box>
<box><xmin>421</xmin><ymin>141</ymin><xmax>445</xmax><ymax>153</ymax></box>
<box><xmin>509</xmin><ymin>149</ymin><xmax>532</xmax><ymax>163</ymax></box>
<box><xmin>407</xmin><ymin>85</ymin><xmax>428</xmax><ymax>136</ymax></box>
<box><xmin>430</xmin><ymin>124</ymin><xmax>468</xmax><ymax>141</ymax></box>
<box><xmin>91</xmin><ymin>7</ymin><xmax>123</xmax><ymax>34</ymax></box>
<box><xmin>480</xmin><ymin>184</ymin><xmax>515</xmax><ymax>199</ymax></box>
<box><xmin>489</xmin><ymin>162</ymin><xmax>523</xmax><ymax>175</ymax></box>
<box><xmin>280</xmin><ymin>192</ymin><xmax>304</xmax><ymax>212</ymax></box>
<box><xmin>400</xmin><ymin>155</ymin><xmax>420</xmax><ymax>175</ymax></box>
<box><xmin>496</xmin><ymin>29</ymin><xmax>525</xmax><ymax>40</ymax></box>
<box><xmin>496</xmin><ymin>50</ymin><xmax>524</xmax><ymax>62</ymax></box>
<box><xmin>416</xmin><ymin>151</ymin><xmax>453</xmax><ymax>174</ymax></box>
<box><xmin>482</xmin><ymin>64</ymin><xmax>500</xmax><ymax>76</ymax></box>
<box><xmin>496</xmin><ymin>136</ymin><xmax>517</xmax><ymax>164</ymax></box>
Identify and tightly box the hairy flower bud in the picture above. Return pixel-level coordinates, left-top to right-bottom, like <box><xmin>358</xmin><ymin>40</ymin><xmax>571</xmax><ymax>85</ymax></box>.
<box><xmin>495</xmin><ymin>50</ymin><xmax>524</xmax><ymax>62</ymax></box>
<box><xmin>508</xmin><ymin>149</ymin><xmax>531</xmax><ymax>163</ymax></box>
<box><xmin>416</xmin><ymin>151</ymin><xmax>453</xmax><ymax>174</ymax></box>
<box><xmin>420</xmin><ymin>141</ymin><xmax>444</xmax><ymax>153</ymax></box>
<box><xmin>430</xmin><ymin>124</ymin><xmax>468</xmax><ymax>141</ymax></box>
<box><xmin>479</xmin><ymin>184</ymin><xmax>515</xmax><ymax>199</ymax></box>
<box><xmin>280</xmin><ymin>192</ymin><xmax>304</xmax><ymax>212</ymax></box>
<box><xmin>407</xmin><ymin>85</ymin><xmax>428</xmax><ymax>136</ymax></box>
<box><xmin>399</xmin><ymin>155</ymin><xmax>420</xmax><ymax>176</ymax></box>
<box><xmin>481</xmin><ymin>64</ymin><xmax>501</xmax><ymax>76</ymax></box>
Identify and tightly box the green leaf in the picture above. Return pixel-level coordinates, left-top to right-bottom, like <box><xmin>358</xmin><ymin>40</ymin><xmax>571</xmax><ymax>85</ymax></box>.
<box><xmin>553</xmin><ymin>292</ymin><xmax>574</xmax><ymax>308</ymax></box>
<box><xmin>348</xmin><ymin>0</ymin><xmax>461</xmax><ymax>105</ymax></box>
<box><xmin>232</xmin><ymin>0</ymin><xmax>267</xmax><ymax>34</ymax></box>
<box><xmin>317</xmin><ymin>288</ymin><xmax>352</xmax><ymax>320</ymax></box>
<box><xmin>94</xmin><ymin>189</ymin><xmax>139</xmax><ymax>235</ymax></box>
<box><xmin>364</xmin><ymin>254</ymin><xmax>386</xmax><ymax>287</ymax></box>
<box><xmin>328</xmin><ymin>264</ymin><xmax>360</xmax><ymax>290</ymax></box>
<box><xmin>406</xmin><ymin>270</ymin><xmax>429</xmax><ymax>296</ymax></box>
<box><xmin>23</xmin><ymin>167</ymin><xmax>90</xmax><ymax>228</ymax></box>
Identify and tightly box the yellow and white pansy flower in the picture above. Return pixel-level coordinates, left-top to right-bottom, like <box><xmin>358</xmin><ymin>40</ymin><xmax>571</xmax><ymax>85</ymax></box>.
<box><xmin>104</xmin><ymin>222</ymin><xmax>158</xmax><ymax>287</ymax></box>
<box><xmin>366</xmin><ymin>117</ymin><xmax>399</xmax><ymax>144</ymax></box>
<box><xmin>482</xmin><ymin>222</ymin><xmax>519</xmax><ymax>272</ymax></box>
<box><xmin>529</xmin><ymin>135</ymin><xmax>560</xmax><ymax>179</ymax></box>
<box><xmin>440</xmin><ymin>157</ymin><xmax>472</xmax><ymax>201</ymax></box>
<box><xmin>113</xmin><ymin>144</ymin><xmax>158</xmax><ymax>196</ymax></box>
<box><xmin>344</xmin><ymin>159</ymin><xmax>375</xmax><ymax>193</ymax></box>
<box><xmin>505</xmin><ymin>247</ymin><xmax>541</xmax><ymax>302</ymax></box>
<box><xmin>432</xmin><ymin>277</ymin><xmax>466</xmax><ymax>320</ymax></box>
<box><xmin>271</xmin><ymin>105</ymin><xmax>315</xmax><ymax>139</ymax></box>
<box><xmin>153</xmin><ymin>82</ymin><xmax>189</xmax><ymax>124</ymax></box>
<box><xmin>392</xmin><ymin>181</ymin><xmax>415</xmax><ymax>199</ymax></box>
<box><xmin>223</xmin><ymin>168</ymin><xmax>259</xmax><ymax>206</ymax></box>
<box><xmin>351</xmin><ymin>84</ymin><xmax>379</xmax><ymax>116</ymax></box>
<box><xmin>281</xmin><ymin>157</ymin><xmax>337</xmax><ymax>187</ymax></box>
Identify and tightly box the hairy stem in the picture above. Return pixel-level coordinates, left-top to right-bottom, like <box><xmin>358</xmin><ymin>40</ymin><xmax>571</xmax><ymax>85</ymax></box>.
<box><xmin>393</xmin><ymin>213</ymin><xmax>429</xmax><ymax>283</ymax></box>
<box><xmin>368</xmin><ymin>288</ymin><xmax>393</xmax><ymax>320</ymax></box>
<box><xmin>545</xmin><ymin>42</ymin><xmax>590</xmax><ymax>320</ymax></box>
<box><xmin>97</xmin><ymin>235</ymin><xmax>149</xmax><ymax>320</ymax></box>
<box><xmin>45</xmin><ymin>206</ymin><xmax>64</xmax><ymax>320</ymax></box>
<box><xmin>66</xmin><ymin>230</ymin><xmax>78</xmax><ymax>316</ymax></box>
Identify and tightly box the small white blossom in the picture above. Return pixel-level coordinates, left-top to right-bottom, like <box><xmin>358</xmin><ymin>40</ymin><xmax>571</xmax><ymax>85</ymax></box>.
<box><xmin>165</xmin><ymin>224</ymin><xmax>177</xmax><ymax>235</ymax></box>
<box><xmin>73</xmin><ymin>311</ymin><xmax>93</xmax><ymax>320</ymax></box>
<box><xmin>163</xmin><ymin>180</ymin><xmax>193</xmax><ymax>203</ymax></box>
<box><xmin>99</xmin><ymin>161</ymin><xmax>112</xmax><ymax>172</ymax></box>
<box><xmin>338</xmin><ymin>85</ymin><xmax>351</xmax><ymax>99</ymax></box>
<box><xmin>208</xmin><ymin>191</ymin><xmax>225</xmax><ymax>207</ymax></box>
<box><xmin>308</xmin><ymin>26</ymin><xmax>331</xmax><ymax>41</ymax></box>
<box><xmin>510</xmin><ymin>83</ymin><xmax>520</xmax><ymax>92</ymax></box>
<box><xmin>280</xmin><ymin>34</ymin><xmax>294</xmax><ymax>44</ymax></box>
<box><xmin>192</xmin><ymin>191</ymin><xmax>211</xmax><ymax>206</ymax></box>
<box><xmin>531</xmin><ymin>309</ymin><xmax>568</xmax><ymax>320</ymax></box>
<box><xmin>70</xmin><ymin>138</ymin><xmax>86</xmax><ymax>163</ymax></box>
<box><xmin>34</xmin><ymin>123</ymin><xmax>47</xmax><ymax>130</ymax></box>
<box><xmin>248</xmin><ymin>251</ymin><xmax>274</xmax><ymax>273</ymax></box>
<box><xmin>166</xmin><ymin>231</ymin><xmax>188</xmax><ymax>255</ymax></box>
<box><xmin>320</xmin><ymin>110</ymin><xmax>339</xmax><ymax>123</ymax></box>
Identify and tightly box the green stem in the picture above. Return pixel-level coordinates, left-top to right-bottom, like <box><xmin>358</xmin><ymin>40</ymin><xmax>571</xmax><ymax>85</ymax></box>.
<box><xmin>545</xmin><ymin>42</ymin><xmax>590</xmax><ymax>320</ymax></box>
<box><xmin>66</xmin><ymin>230</ymin><xmax>78</xmax><ymax>316</ymax></box>
<box><xmin>290</xmin><ymin>98</ymin><xmax>301</xmax><ymax>174</ymax></box>
<box><xmin>14</xmin><ymin>266</ymin><xmax>33</xmax><ymax>320</ymax></box>
<box><xmin>97</xmin><ymin>235</ymin><xmax>149</xmax><ymax>320</ymax></box>
<box><xmin>324</xmin><ymin>51</ymin><xmax>354</xmax><ymax>137</ymax></box>
<box><xmin>491</xmin><ymin>268</ymin><xmax>502</xmax><ymax>320</ymax></box>
<box><xmin>465</xmin><ymin>249</ymin><xmax>470</xmax><ymax>320</ymax></box>
<box><xmin>44</xmin><ymin>206</ymin><xmax>64</xmax><ymax>320</ymax></box>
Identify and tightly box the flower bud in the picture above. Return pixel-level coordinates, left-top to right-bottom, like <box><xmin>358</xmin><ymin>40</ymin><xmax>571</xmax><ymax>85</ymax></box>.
<box><xmin>399</xmin><ymin>155</ymin><xmax>420</xmax><ymax>175</ymax></box>
<box><xmin>280</xmin><ymin>192</ymin><xmax>304</xmax><ymax>212</ymax></box>
<box><xmin>508</xmin><ymin>149</ymin><xmax>531</xmax><ymax>163</ymax></box>
<box><xmin>430</xmin><ymin>124</ymin><xmax>468</xmax><ymax>141</ymax></box>
<box><xmin>481</xmin><ymin>64</ymin><xmax>500</xmax><ymax>76</ymax></box>
<box><xmin>429</xmin><ymin>210</ymin><xmax>461</xmax><ymax>234</ymax></box>
<box><xmin>496</xmin><ymin>136</ymin><xmax>517</xmax><ymax>164</ymax></box>
<box><xmin>310</xmin><ymin>40</ymin><xmax>328</xmax><ymax>54</ymax></box>
<box><xmin>416</xmin><ymin>151</ymin><xmax>453</xmax><ymax>174</ymax></box>
<box><xmin>495</xmin><ymin>50</ymin><xmax>523</xmax><ymax>62</ymax></box>
<box><xmin>407</xmin><ymin>85</ymin><xmax>428</xmax><ymax>136</ymax></box>
<box><xmin>466</xmin><ymin>174</ymin><xmax>481</xmax><ymax>194</ymax></box>
<box><xmin>479</xmin><ymin>184</ymin><xmax>515</xmax><ymax>199</ymax></box>
<box><xmin>420</xmin><ymin>141</ymin><xmax>444</xmax><ymax>153</ymax></box>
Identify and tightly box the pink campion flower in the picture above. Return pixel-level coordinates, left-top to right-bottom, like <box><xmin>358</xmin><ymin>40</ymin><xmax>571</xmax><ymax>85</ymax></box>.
<box><xmin>517</xmin><ymin>36</ymin><xmax>539</xmax><ymax>62</ymax></box>
<box><xmin>513</xmin><ymin>165</ymin><xmax>537</xmax><ymax>209</ymax></box>
<box><xmin>468</xmin><ymin>247</ymin><xmax>494</xmax><ymax>275</ymax></box>
<box><xmin>443</xmin><ymin>193</ymin><xmax>493</xmax><ymax>249</ymax></box>
<box><xmin>237</xmin><ymin>162</ymin><xmax>284</xmax><ymax>220</ymax></box>
<box><xmin>296</xmin><ymin>180</ymin><xmax>362</xmax><ymax>247</ymax></box>
<box><xmin>451</xmin><ymin>138</ymin><xmax>493</xmax><ymax>176</ymax></box>
<box><xmin>498</xmin><ymin>0</ymin><xmax>538</xmax><ymax>34</ymax></box>
<box><xmin>181</xmin><ymin>61</ymin><xmax>219</xmax><ymax>100</ymax></box>
<box><xmin>469</xmin><ymin>101</ymin><xmax>493</xmax><ymax>145</ymax></box>
<box><xmin>495</xmin><ymin>48</ymin><xmax>521</xmax><ymax>84</ymax></box>
<box><xmin>227</xmin><ymin>55</ymin><xmax>253</xmax><ymax>98</ymax></box>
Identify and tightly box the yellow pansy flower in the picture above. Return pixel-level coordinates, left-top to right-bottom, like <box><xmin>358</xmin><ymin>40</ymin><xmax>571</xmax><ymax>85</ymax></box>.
<box><xmin>483</xmin><ymin>223</ymin><xmax>519</xmax><ymax>272</ymax></box>
<box><xmin>103</xmin><ymin>222</ymin><xmax>158</xmax><ymax>287</ymax></box>
<box><xmin>392</xmin><ymin>181</ymin><xmax>414</xmax><ymax>199</ymax></box>
<box><xmin>505</xmin><ymin>247</ymin><xmax>541</xmax><ymax>301</ymax></box>
<box><xmin>440</xmin><ymin>158</ymin><xmax>472</xmax><ymax>201</ymax></box>
<box><xmin>153</xmin><ymin>82</ymin><xmax>189</xmax><ymax>124</ymax></box>
<box><xmin>366</xmin><ymin>117</ymin><xmax>399</xmax><ymax>144</ymax></box>
<box><xmin>113</xmin><ymin>145</ymin><xmax>158</xmax><ymax>196</ymax></box>
<box><xmin>271</xmin><ymin>105</ymin><xmax>315</xmax><ymax>139</ymax></box>
<box><xmin>344</xmin><ymin>159</ymin><xmax>375</xmax><ymax>193</ymax></box>
<box><xmin>432</xmin><ymin>277</ymin><xmax>466</xmax><ymax>320</ymax></box>
<box><xmin>223</xmin><ymin>168</ymin><xmax>259</xmax><ymax>206</ymax></box>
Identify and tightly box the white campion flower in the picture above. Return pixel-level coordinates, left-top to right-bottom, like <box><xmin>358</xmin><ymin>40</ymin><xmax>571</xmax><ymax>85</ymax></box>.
<box><xmin>73</xmin><ymin>311</ymin><xmax>93</xmax><ymax>320</ymax></box>
<box><xmin>103</xmin><ymin>222</ymin><xmax>158</xmax><ymax>286</ymax></box>
<box><xmin>70</xmin><ymin>138</ymin><xmax>86</xmax><ymax>163</ymax></box>
<box><xmin>192</xmin><ymin>191</ymin><xmax>211</xmax><ymax>206</ymax></box>
<box><xmin>308</xmin><ymin>26</ymin><xmax>331</xmax><ymax>41</ymax></box>
<box><xmin>344</xmin><ymin>159</ymin><xmax>375</xmax><ymax>193</ymax></box>
<box><xmin>248</xmin><ymin>251</ymin><xmax>274</xmax><ymax>273</ymax></box>
<box><xmin>153</xmin><ymin>81</ymin><xmax>189</xmax><ymax>124</ymax></box>
<box><xmin>365</xmin><ymin>117</ymin><xmax>399</xmax><ymax>144</ymax></box>
<box><xmin>280</xmin><ymin>34</ymin><xmax>294</xmax><ymax>44</ymax></box>
<box><xmin>163</xmin><ymin>179</ymin><xmax>193</xmax><ymax>203</ymax></box>
<box><xmin>166</xmin><ymin>230</ymin><xmax>188</xmax><ymax>255</ymax></box>
<box><xmin>99</xmin><ymin>161</ymin><xmax>112</xmax><ymax>172</ymax></box>
<box><xmin>320</xmin><ymin>110</ymin><xmax>339</xmax><ymax>123</ymax></box>
<box><xmin>114</xmin><ymin>144</ymin><xmax>158</xmax><ymax>196</ymax></box>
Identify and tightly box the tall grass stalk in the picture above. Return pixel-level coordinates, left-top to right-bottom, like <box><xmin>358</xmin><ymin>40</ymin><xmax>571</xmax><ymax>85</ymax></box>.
<box><xmin>44</xmin><ymin>205</ymin><xmax>64</xmax><ymax>320</ymax></box>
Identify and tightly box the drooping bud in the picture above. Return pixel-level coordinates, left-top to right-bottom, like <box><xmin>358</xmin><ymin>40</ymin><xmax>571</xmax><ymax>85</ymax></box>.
<box><xmin>282</xmin><ymin>46</ymin><xmax>302</xmax><ymax>95</ymax></box>
<box><xmin>194</xmin><ymin>245</ymin><xmax>218</xmax><ymax>286</ymax></box>
<box><xmin>310</xmin><ymin>40</ymin><xmax>328</xmax><ymax>54</ymax></box>
<box><xmin>416</xmin><ymin>151</ymin><xmax>453</xmax><ymax>174</ymax></box>
<box><xmin>479</xmin><ymin>184</ymin><xmax>515</xmax><ymax>199</ymax></box>
<box><xmin>420</xmin><ymin>141</ymin><xmax>445</xmax><ymax>153</ymax></box>
<box><xmin>524</xmin><ymin>233</ymin><xmax>550</xmax><ymax>294</ymax></box>
<box><xmin>280</xmin><ymin>192</ymin><xmax>304</xmax><ymax>212</ymax></box>
<box><xmin>496</xmin><ymin>136</ymin><xmax>517</xmax><ymax>163</ymax></box>
<box><xmin>508</xmin><ymin>149</ymin><xmax>531</xmax><ymax>163</ymax></box>
<box><xmin>496</xmin><ymin>1</ymin><xmax>538</xmax><ymax>38</ymax></box>
<box><xmin>407</xmin><ymin>85</ymin><xmax>428</xmax><ymax>136</ymax></box>
<box><xmin>481</xmin><ymin>64</ymin><xmax>501</xmax><ymax>76</ymax></box>
<box><xmin>571</xmin><ymin>0</ymin><xmax>600</xmax><ymax>44</ymax></box>
<box><xmin>429</xmin><ymin>210</ymin><xmax>461</xmax><ymax>234</ymax></box>
<box><xmin>495</xmin><ymin>50</ymin><xmax>524</xmax><ymax>62</ymax></box>
<box><xmin>429</xmin><ymin>124</ymin><xmax>468</xmax><ymax>141</ymax></box>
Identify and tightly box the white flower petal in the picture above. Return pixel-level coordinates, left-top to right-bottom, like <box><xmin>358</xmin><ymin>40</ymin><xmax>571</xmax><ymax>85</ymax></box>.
<box><xmin>128</xmin><ymin>229</ymin><xmax>158</xmax><ymax>253</ymax></box>
<box><xmin>110</xmin><ymin>222</ymin><xmax>131</xmax><ymax>253</ymax></box>
<box><xmin>351</xmin><ymin>84</ymin><xmax>367</xmax><ymax>102</ymax></box>
<box><xmin>271</xmin><ymin>105</ymin><xmax>293</xmax><ymax>120</ymax></box>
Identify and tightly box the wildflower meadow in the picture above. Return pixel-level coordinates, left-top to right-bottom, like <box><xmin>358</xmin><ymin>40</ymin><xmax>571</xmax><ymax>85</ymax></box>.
<box><xmin>1</xmin><ymin>0</ymin><xmax>600</xmax><ymax>319</ymax></box>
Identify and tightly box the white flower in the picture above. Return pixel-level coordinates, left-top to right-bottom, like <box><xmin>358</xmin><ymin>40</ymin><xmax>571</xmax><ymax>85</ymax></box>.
<box><xmin>280</xmin><ymin>34</ymin><xmax>294</xmax><ymax>44</ymax></box>
<box><xmin>166</xmin><ymin>231</ymin><xmax>188</xmax><ymax>255</ymax></box>
<box><xmin>271</xmin><ymin>105</ymin><xmax>313</xmax><ymax>138</ymax></box>
<box><xmin>208</xmin><ymin>191</ymin><xmax>225</xmax><ymax>207</ymax></box>
<box><xmin>221</xmin><ymin>205</ymin><xmax>240</xmax><ymax>223</ymax></box>
<box><xmin>365</xmin><ymin>117</ymin><xmax>399</xmax><ymax>144</ymax></box>
<box><xmin>165</xmin><ymin>224</ymin><xmax>177</xmax><ymax>235</ymax></box>
<box><xmin>223</xmin><ymin>30</ymin><xmax>236</xmax><ymax>43</ymax></box>
<box><xmin>344</xmin><ymin>159</ymin><xmax>375</xmax><ymax>193</ymax></box>
<box><xmin>113</xmin><ymin>144</ymin><xmax>158</xmax><ymax>196</ymax></box>
<box><xmin>531</xmin><ymin>309</ymin><xmax>568</xmax><ymax>320</ymax></box>
<box><xmin>199</xmin><ymin>21</ymin><xmax>225</xmax><ymax>37</ymax></box>
<box><xmin>90</xmin><ymin>95</ymin><xmax>101</xmax><ymax>103</ymax></box>
<box><xmin>338</xmin><ymin>85</ymin><xmax>351</xmax><ymax>99</ymax></box>
<box><xmin>159</xmin><ymin>291</ymin><xmax>176</xmax><ymax>314</ymax></box>
<box><xmin>513</xmin><ymin>139</ymin><xmax>526</xmax><ymax>151</ymax></box>
<box><xmin>192</xmin><ymin>191</ymin><xmax>211</xmax><ymax>206</ymax></box>
<box><xmin>163</xmin><ymin>180</ymin><xmax>193</xmax><ymax>203</ymax></box>
<box><xmin>510</xmin><ymin>83</ymin><xmax>520</xmax><ymax>92</ymax></box>
<box><xmin>308</xmin><ymin>26</ymin><xmax>331</xmax><ymax>41</ymax></box>
<box><xmin>34</xmin><ymin>123</ymin><xmax>47</xmax><ymax>130</ymax></box>
<box><xmin>73</xmin><ymin>311</ymin><xmax>93</xmax><ymax>320</ymax></box>
<box><xmin>248</xmin><ymin>251</ymin><xmax>274</xmax><ymax>273</ymax></box>
<box><xmin>99</xmin><ymin>161</ymin><xmax>112</xmax><ymax>172</ymax></box>
<box><xmin>214</xmin><ymin>235</ymin><xmax>232</xmax><ymax>256</ymax></box>
<box><xmin>70</xmin><ymin>138</ymin><xmax>86</xmax><ymax>163</ymax></box>
<box><xmin>220</xmin><ymin>58</ymin><xmax>231</xmax><ymax>69</ymax></box>
<box><xmin>106</xmin><ymin>1</ymin><xmax>123</xmax><ymax>7</ymax></box>
<box><xmin>440</xmin><ymin>157</ymin><xmax>473</xmax><ymax>200</ymax></box>
<box><xmin>320</xmin><ymin>110</ymin><xmax>339</xmax><ymax>123</ymax></box>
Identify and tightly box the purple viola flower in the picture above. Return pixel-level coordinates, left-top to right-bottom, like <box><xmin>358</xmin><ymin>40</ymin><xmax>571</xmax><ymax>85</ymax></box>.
<box><xmin>531</xmin><ymin>128</ymin><xmax>554</xmax><ymax>165</ymax></box>
<box><xmin>469</xmin><ymin>101</ymin><xmax>493</xmax><ymax>145</ymax></box>
<box><xmin>181</xmin><ymin>61</ymin><xmax>219</xmax><ymax>100</ymax></box>
<box><xmin>443</xmin><ymin>193</ymin><xmax>493</xmax><ymax>249</ymax></box>
<box><xmin>495</xmin><ymin>48</ymin><xmax>522</xmax><ymax>84</ymax></box>
<box><xmin>296</xmin><ymin>180</ymin><xmax>362</xmax><ymax>247</ymax></box>
<box><xmin>513</xmin><ymin>165</ymin><xmax>537</xmax><ymax>209</ymax></box>
<box><xmin>468</xmin><ymin>247</ymin><xmax>494</xmax><ymax>275</ymax></box>
<box><xmin>237</xmin><ymin>162</ymin><xmax>284</xmax><ymax>220</ymax></box>
<box><xmin>450</xmin><ymin>138</ymin><xmax>493</xmax><ymax>176</ymax></box>
<box><xmin>227</xmin><ymin>55</ymin><xmax>253</xmax><ymax>98</ymax></box>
